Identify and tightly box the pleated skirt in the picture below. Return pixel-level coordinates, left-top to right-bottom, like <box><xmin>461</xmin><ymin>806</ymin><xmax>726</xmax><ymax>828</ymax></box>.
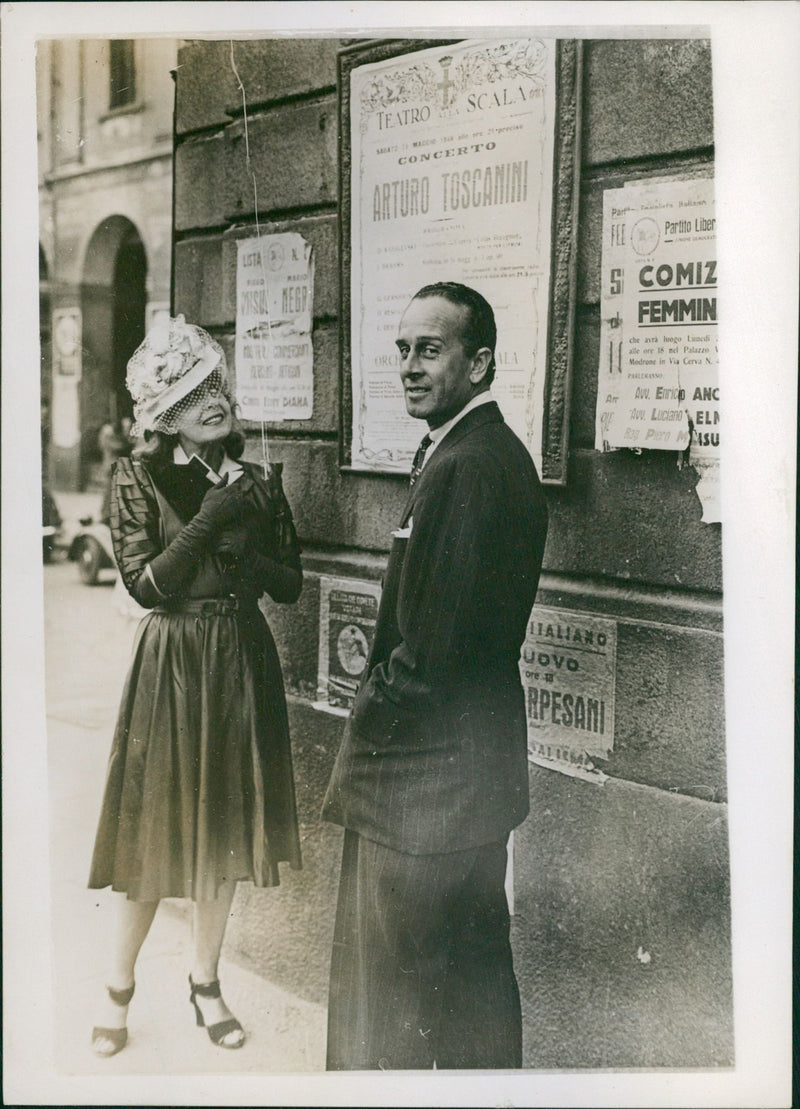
<box><xmin>88</xmin><ymin>602</ymin><xmax>301</xmax><ymax>902</ymax></box>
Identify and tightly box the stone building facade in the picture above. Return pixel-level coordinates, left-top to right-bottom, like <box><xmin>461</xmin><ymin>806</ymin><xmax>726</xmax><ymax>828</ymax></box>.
<box><xmin>38</xmin><ymin>37</ymin><xmax>178</xmax><ymax>490</ymax></box>
<box><xmin>172</xmin><ymin>36</ymin><xmax>729</xmax><ymax>1069</ymax></box>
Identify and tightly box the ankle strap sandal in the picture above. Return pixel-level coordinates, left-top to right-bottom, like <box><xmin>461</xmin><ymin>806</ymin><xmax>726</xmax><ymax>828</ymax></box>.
<box><xmin>91</xmin><ymin>983</ymin><xmax>135</xmax><ymax>1057</ymax></box>
<box><xmin>188</xmin><ymin>976</ymin><xmax>245</xmax><ymax>1049</ymax></box>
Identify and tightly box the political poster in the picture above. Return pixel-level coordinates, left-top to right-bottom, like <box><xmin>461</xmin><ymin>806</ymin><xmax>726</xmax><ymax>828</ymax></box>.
<box><xmin>521</xmin><ymin>605</ymin><xmax>617</xmax><ymax>782</ymax></box>
<box><xmin>235</xmin><ymin>233</ymin><xmax>314</xmax><ymax>422</ymax></box>
<box><xmin>596</xmin><ymin>177</ymin><xmax>720</xmax><ymax>520</ymax></box>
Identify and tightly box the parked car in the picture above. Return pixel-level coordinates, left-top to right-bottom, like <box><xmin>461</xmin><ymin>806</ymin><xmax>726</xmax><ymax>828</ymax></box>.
<box><xmin>42</xmin><ymin>487</ymin><xmax>63</xmax><ymax>563</ymax></box>
<box><xmin>69</xmin><ymin>518</ymin><xmax>117</xmax><ymax>585</ymax></box>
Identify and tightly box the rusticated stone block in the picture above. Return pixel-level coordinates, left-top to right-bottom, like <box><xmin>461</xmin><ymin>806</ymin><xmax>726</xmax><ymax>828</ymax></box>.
<box><xmin>222</xmin><ymin>38</ymin><xmax>341</xmax><ymax>111</ymax></box>
<box><xmin>242</xmin><ymin>437</ymin><xmax>407</xmax><ymax>552</ymax></box>
<box><xmin>173</xmin><ymin>236</ymin><xmax>225</xmax><ymax>327</ymax></box>
<box><xmin>545</xmin><ymin>448</ymin><xmax>722</xmax><ymax>591</ymax></box>
<box><xmin>175</xmin><ymin>40</ymin><xmax>239</xmax><ymax>134</ymax></box>
<box><xmin>583</xmin><ymin>40</ymin><xmax>714</xmax><ymax>166</ymax></box>
<box><xmin>611</xmin><ymin>621</ymin><xmax>726</xmax><ymax>798</ymax></box>
<box><xmin>174</xmin><ymin>133</ymin><xmax>230</xmax><ymax>231</ymax></box>
<box><xmin>224</xmin><ymin>98</ymin><xmax>338</xmax><ymax>218</ymax></box>
<box><xmin>516</xmin><ymin>773</ymin><xmax>731</xmax><ymax>1067</ymax></box>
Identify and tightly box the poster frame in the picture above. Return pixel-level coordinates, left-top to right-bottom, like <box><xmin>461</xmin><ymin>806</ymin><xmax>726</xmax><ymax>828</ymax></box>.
<box><xmin>336</xmin><ymin>36</ymin><xmax>583</xmax><ymax>485</ymax></box>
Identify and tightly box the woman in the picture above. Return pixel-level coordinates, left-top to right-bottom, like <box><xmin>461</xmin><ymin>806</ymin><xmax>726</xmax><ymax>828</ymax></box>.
<box><xmin>88</xmin><ymin>316</ymin><xmax>302</xmax><ymax>1055</ymax></box>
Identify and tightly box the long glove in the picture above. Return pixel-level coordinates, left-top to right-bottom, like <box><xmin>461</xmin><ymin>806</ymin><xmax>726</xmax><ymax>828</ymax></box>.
<box><xmin>214</xmin><ymin>525</ymin><xmax>302</xmax><ymax>603</ymax></box>
<box><xmin>132</xmin><ymin>475</ymin><xmax>255</xmax><ymax>606</ymax></box>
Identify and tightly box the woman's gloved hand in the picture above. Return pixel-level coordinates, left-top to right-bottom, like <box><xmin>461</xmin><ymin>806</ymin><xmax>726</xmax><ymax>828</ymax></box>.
<box><xmin>214</xmin><ymin>523</ymin><xmax>250</xmax><ymax>560</ymax></box>
<box><xmin>133</xmin><ymin>475</ymin><xmax>254</xmax><ymax>606</ymax></box>
<box><xmin>197</xmin><ymin>473</ymin><xmax>255</xmax><ymax>530</ymax></box>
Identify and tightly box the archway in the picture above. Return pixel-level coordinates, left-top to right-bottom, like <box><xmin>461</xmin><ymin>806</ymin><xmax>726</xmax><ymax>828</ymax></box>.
<box><xmin>81</xmin><ymin>216</ymin><xmax>147</xmax><ymax>487</ymax></box>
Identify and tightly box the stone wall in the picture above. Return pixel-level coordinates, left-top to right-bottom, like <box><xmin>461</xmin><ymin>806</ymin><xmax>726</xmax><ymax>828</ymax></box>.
<box><xmin>173</xmin><ymin>36</ymin><xmax>731</xmax><ymax>1066</ymax></box>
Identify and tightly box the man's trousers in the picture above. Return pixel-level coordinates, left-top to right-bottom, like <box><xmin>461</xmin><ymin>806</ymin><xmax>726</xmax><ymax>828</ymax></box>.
<box><xmin>326</xmin><ymin>829</ymin><xmax>522</xmax><ymax>1070</ymax></box>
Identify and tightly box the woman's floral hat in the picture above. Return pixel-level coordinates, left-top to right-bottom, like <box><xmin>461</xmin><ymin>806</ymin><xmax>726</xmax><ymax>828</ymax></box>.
<box><xmin>127</xmin><ymin>315</ymin><xmax>228</xmax><ymax>436</ymax></box>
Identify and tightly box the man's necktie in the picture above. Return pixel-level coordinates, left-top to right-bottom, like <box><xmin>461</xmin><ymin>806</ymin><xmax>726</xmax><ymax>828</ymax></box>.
<box><xmin>409</xmin><ymin>433</ymin><xmax>433</xmax><ymax>487</ymax></box>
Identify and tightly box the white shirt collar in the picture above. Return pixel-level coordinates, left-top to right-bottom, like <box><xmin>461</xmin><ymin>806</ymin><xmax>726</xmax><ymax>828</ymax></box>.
<box><xmin>425</xmin><ymin>391</ymin><xmax>494</xmax><ymax>461</ymax></box>
<box><xmin>173</xmin><ymin>443</ymin><xmax>244</xmax><ymax>482</ymax></box>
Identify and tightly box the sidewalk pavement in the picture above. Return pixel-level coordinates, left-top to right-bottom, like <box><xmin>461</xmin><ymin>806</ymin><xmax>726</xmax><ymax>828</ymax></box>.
<box><xmin>44</xmin><ymin>558</ymin><xmax>326</xmax><ymax>1077</ymax></box>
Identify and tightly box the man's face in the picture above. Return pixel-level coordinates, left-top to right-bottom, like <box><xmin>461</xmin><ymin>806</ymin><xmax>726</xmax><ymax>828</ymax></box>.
<box><xmin>395</xmin><ymin>296</ymin><xmax>482</xmax><ymax>429</ymax></box>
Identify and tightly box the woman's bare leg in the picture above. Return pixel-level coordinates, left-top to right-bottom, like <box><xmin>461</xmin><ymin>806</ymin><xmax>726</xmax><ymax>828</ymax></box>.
<box><xmin>190</xmin><ymin>880</ymin><xmax>243</xmax><ymax>1045</ymax></box>
<box><xmin>109</xmin><ymin>896</ymin><xmax>160</xmax><ymax>985</ymax></box>
<box><xmin>92</xmin><ymin>896</ymin><xmax>159</xmax><ymax>1052</ymax></box>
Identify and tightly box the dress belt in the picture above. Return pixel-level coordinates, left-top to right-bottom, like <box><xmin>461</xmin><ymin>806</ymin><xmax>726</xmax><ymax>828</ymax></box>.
<box><xmin>153</xmin><ymin>595</ymin><xmax>259</xmax><ymax>617</ymax></box>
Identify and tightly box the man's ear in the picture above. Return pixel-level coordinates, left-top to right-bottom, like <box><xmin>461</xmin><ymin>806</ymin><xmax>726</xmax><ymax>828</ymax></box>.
<box><xmin>469</xmin><ymin>347</ymin><xmax>492</xmax><ymax>384</ymax></box>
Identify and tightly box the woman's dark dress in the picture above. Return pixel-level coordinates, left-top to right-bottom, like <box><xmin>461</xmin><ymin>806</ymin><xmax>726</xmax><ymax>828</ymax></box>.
<box><xmin>89</xmin><ymin>455</ymin><xmax>302</xmax><ymax>902</ymax></box>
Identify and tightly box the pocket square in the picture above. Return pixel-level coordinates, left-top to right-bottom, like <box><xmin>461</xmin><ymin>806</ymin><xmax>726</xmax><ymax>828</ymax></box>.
<box><xmin>392</xmin><ymin>523</ymin><xmax>412</xmax><ymax>539</ymax></box>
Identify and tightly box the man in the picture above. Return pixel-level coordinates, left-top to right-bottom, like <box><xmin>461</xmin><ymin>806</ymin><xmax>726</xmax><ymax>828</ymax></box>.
<box><xmin>322</xmin><ymin>282</ymin><xmax>548</xmax><ymax>1070</ymax></box>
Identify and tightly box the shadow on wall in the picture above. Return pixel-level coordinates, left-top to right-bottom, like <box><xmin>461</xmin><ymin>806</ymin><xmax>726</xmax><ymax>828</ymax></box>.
<box><xmin>515</xmin><ymin>768</ymin><xmax>732</xmax><ymax>1069</ymax></box>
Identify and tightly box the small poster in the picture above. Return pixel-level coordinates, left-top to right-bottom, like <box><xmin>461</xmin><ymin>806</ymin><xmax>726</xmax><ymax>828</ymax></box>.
<box><xmin>595</xmin><ymin>177</ymin><xmax>720</xmax><ymax>521</ymax></box>
<box><xmin>314</xmin><ymin>576</ymin><xmax>382</xmax><ymax>716</ymax></box>
<box><xmin>235</xmin><ymin>233</ymin><xmax>314</xmax><ymax>422</ymax></box>
<box><xmin>51</xmin><ymin>375</ymin><xmax>81</xmax><ymax>449</ymax></box>
<box><xmin>52</xmin><ymin>307</ymin><xmax>82</xmax><ymax>377</ymax></box>
<box><xmin>520</xmin><ymin>605</ymin><xmax>617</xmax><ymax>782</ymax></box>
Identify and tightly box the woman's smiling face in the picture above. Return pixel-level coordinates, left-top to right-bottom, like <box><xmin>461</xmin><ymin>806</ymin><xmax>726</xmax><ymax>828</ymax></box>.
<box><xmin>174</xmin><ymin>386</ymin><xmax>233</xmax><ymax>457</ymax></box>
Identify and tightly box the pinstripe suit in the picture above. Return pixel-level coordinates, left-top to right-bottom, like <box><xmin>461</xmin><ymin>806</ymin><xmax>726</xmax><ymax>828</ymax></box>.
<box><xmin>323</xmin><ymin>400</ymin><xmax>548</xmax><ymax>1069</ymax></box>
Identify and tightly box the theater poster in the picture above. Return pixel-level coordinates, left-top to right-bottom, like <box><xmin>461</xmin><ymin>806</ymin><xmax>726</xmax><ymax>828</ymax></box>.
<box><xmin>521</xmin><ymin>605</ymin><xmax>617</xmax><ymax>782</ymax></box>
<box><xmin>347</xmin><ymin>38</ymin><xmax>558</xmax><ymax>474</ymax></box>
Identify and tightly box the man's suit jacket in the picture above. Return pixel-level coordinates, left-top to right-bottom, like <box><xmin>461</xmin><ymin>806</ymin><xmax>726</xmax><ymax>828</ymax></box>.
<box><xmin>322</xmin><ymin>401</ymin><xmax>548</xmax><ymax>854</ymax></box>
